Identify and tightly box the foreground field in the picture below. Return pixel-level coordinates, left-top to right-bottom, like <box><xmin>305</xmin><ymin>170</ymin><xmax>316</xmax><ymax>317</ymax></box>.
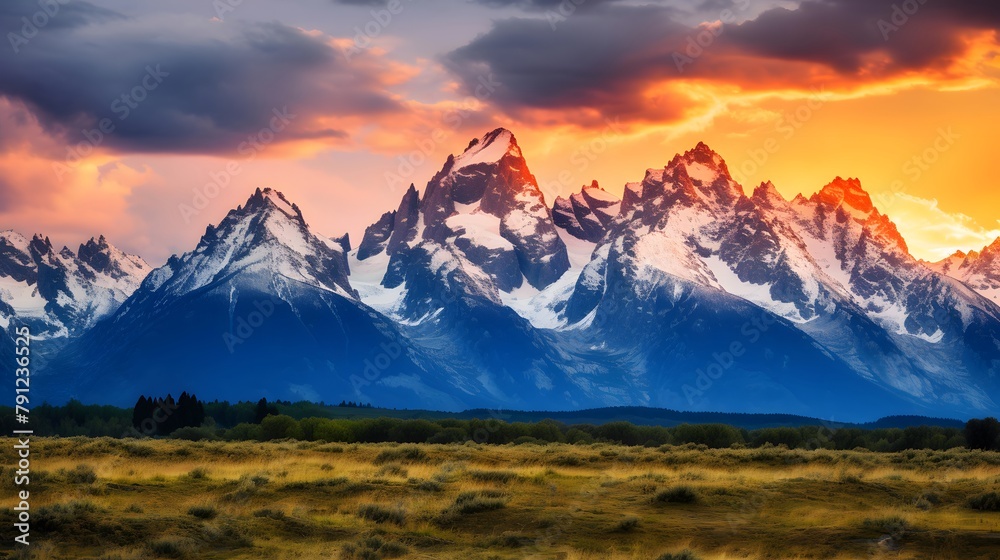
<box><xmin>2</xmin><ymin>439</ymin><xmax>999</xmax><ymax>559</ymax></box>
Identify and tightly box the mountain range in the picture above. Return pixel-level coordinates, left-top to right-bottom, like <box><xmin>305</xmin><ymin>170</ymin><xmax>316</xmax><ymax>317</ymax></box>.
<box><xmin>5</xmin><ymin>129</ymin><xmax>1000</xmax><ymax>421</ymax></box>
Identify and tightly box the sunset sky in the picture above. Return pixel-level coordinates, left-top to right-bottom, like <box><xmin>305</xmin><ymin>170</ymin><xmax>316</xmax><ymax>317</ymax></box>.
<box><xmin>1</xmin><ymin>0</ymin><xmax>998</xmax><ymax>264</ymax></box>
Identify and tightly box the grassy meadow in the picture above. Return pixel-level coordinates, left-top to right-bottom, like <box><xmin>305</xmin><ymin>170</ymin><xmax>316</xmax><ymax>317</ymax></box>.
<box><xmin>2</xmin><ymin>438</ymin><xmax>999</xmax><ymax>559</ymax></box>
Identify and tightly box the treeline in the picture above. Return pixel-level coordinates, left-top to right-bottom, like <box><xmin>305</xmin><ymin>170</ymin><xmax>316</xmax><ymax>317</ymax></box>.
<box><xmin>170</xmin><ymin>414</ymin><xmax>996</xmax><ymax>452</ymax></box>
<box><xmin>3</xmin><ymin>399</ymin><xmax>997</xmax><ymax>453</ymax></box>
<box><xmin>207</xmin><ymin>415</ymin><xmax>994</xmax><ymax>451</ymax></box>
<box><xmin>132</xmin><ymin>393</ymin><xmax>206</xmax><ymax>436</ymax></box>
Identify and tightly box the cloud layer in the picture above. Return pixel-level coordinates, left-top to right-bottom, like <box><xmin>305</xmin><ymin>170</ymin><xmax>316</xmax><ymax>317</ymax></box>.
<box><xmin>445</xmin><ymin>0</ymin><xmax>1000</xmax><ymax>126</ymax></box>
<box><xmin>0</xmin><ymin>1</ymin><xmax>407</xmax><ymax>155</ymax></box>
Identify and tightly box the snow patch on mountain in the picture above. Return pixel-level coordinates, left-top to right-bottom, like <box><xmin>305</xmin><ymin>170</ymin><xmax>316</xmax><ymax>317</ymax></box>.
<box><xmin>703</xmin><ymin>255</ymin><xmax>809</xmax><ymax>322</ymax></box>
<box><xmin>454</xmin><ymin>129</ymin><xmax>520</xmax><ymax>170</ymax></box>
<box><xmin>0</xmin><ymin>231</ymin><xmax>151</xmax><ymax>336</ymax></box>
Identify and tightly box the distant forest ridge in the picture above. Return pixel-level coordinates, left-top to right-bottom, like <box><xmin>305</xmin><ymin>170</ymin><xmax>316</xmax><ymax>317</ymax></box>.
<box><xmin>1</xmin><ymin>399</ymin><xmax>968</xmax><ymax>437</ymax></box>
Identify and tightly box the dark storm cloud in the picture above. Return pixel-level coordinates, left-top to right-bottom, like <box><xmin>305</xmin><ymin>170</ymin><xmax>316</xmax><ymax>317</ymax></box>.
<box><xmin>726</xmin><ymin>0</ymin><xmax>1000</xmax><ymax>73</ymax></box>
<box><xmin>0</xmin><ymin>0</ymin><xmax>123</xmax><ymax>34</ymax></box>
<box><xmin>0</xmin><ymin>1</ymin><xmax>402</xmax><ymax>154</ymax></box>
<box><xmin>446</xmin><ymin>5</ymin><xmax>693</xmax><ymax>122</ymax></box>
<box><xmin>444</xmin><ymin>0</ymin><xmax>1000</xmax><ymax>123</ymax></box>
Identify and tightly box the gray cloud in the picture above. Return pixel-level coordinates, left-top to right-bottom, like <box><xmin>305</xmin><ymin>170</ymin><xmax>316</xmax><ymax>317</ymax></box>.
<box><xmin>446</xmin><ymin>5</ymin><xmax>692</xmax><ymax>123</ymax></box>
<box><xmin>0</xmin><ymin>1</ymin><xmax>403</xmax><ymax>154</ymax></box>
<box><xmin>443</xmin><ymin>0</ymin><xmax>1000</xmax><ymax>124</ymax></box>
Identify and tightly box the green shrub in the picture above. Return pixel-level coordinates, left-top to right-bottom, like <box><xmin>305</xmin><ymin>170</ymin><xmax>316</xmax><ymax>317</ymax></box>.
<box><xmin>414</xmin><ymin>479</ymin><xmax>444</xmax><ymax>492</ymax></box>
<box><xmin>34</xmin><ymin>501</ymin><xmax>101</xmax><ymax>532</ymax></box>
<box><xmin>253</xmin><ymin>508</ymin><xmax>286</xmax><ymax>520</ymax></box>
<box><xmin>225</xmin><ymin>423</ymin><xmax>264</xmax><ymax>441</ymax></box>
<box><xmin>122</xmin><ymin>443</ymin><xmax>156</xmax><ymax>457</ymax></box>
<box><xmin>148</xmin><ymin>537</ymin><xmax>196</xmax><ymax>558</ymax></box>
<box><xmin>376</xmin><ymin>463</ymin><xmax>408</xmax><ymax>478</ymax></box>
<box><xmin>654</xmin><ymin>486</ymin><xmax>698</xmax><ymax>504</ymax></box>
<box><xmin>357</xmin><ymin>504</ymin><xmax>406</xmax><ymax>526</ymax></box>
<box><xmin>450</xmin><ymin>490</ymin><xmax>508</xmax><ymax>514</ymax></box>
<box><xmin>340</xmin><ymin>535</ymin><xmax>408</xmax><ymax>559</ymax></box>
<box><xmin>187</xmin><ymin>505</ymin><xmax>218</xmax><ymax>520</ymax></box>
<box><xmin>170</xmin><ymin>426</ymin><xmax>217</xmax><ymax>441</ymax></box>
<box><xmin>468</xmin><ymin>469</ymin><xmax>516</xmax><ymax>484</ymax></box>
<box><xmin>66</xmin><ymin>465</ymin><xmax>98</xmax><ymax>485</ymax></box>
<box><xmin>611</xmin><ymin>516</ymin><xmax>639</xmax><ymax>532</ymax></box>
<box><xmin>373</xmin><ymin>446</ymin><xmax>427</xmax><ymax>464</ymax></box>
<box><xmin>862</xmin><ymin>516</ymin><xmax>911</xmax><ymax>537</ymax></box>
<box><xmin>967</xmin><ymin>492</ymin><xmax>1000</xmax><ymax>511</ymax></box>
<box><xmin>187</xmin><ymin>467</ymin><xmax>209</xmax><ymax>480</ymax></box>
<box><xmin>260</xmin><ymin>415</ymin><xmax>304</xmax><ymax>440</ymax></box>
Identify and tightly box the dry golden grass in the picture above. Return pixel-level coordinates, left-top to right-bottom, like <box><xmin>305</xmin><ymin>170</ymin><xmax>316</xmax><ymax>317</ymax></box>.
<box><xmin>1</xmin><ymin>438</ymin><xmax>998</xmax><ymax>559</ymax></box>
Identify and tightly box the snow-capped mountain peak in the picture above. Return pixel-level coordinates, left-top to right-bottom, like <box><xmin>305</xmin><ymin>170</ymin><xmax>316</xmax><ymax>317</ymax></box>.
<box><xmin>553</xmin><ymin>181</ymin><xmax>622</xmax><ymax>242</ymax></box>
<box><xmin>357</xmin><ymin>128</ymin><xmax>570</xmax><ymax>301</ymax></box>
<box><xmin>77</xmin><ymin>234</ymin><xmax>150</xmax><ymax>281</ymax></box>
<box><xmin>241</xmin><ymin>187</ymin><xmax>305</xmax><ymax>223</ymax></box>
<box><xmin>930</xmin><ymin>236</ymin><xmax>1000</xmax><ymax>304</ymax></box>
<box><xmin>142</xmin><ymin>187</ymin><xmax>355</xmax><ymax>302</ymax></box>
<box><xmin>452</xmin><ymin>128</ymin><xmax>521</xmax><ymax>171</ymax></box>
<box><xmin>811</xmin><ymin>176</ymin><xmax>875</xmax><ymax>214</ymax></box>
<box><xmin>0</xmin><ymin>230</ymin><xmax>151</xmax><ymax>336</ymax></box>
<box><xmin>750</xmin><ymin>181</ymin><xmax>789</xmax><ymax>210</ymax></box>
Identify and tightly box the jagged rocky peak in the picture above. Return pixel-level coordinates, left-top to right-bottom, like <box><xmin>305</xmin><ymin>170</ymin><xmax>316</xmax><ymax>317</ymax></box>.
<box><xmin>362</xmin><ymin>128</ymin><xmax>569</xmax><ymax>292</ymax></box>
<box><xmin>624</xmin><ymin>141</ymin><xmax>745</xmax><ymax>215</ymax></box>
<box><xmin>553</xmin><ymin>181</ymin><xmax>622</xmax><ymax>242</ymax></box>
<box><xmin>811</xmin><ymin>176</ymin><xmax>875</xmax><ymax>213</ymax></box>
<box><xmin>930</xmin><ymin>249</ymin><xmax>971</xmax><ymax>275</ymax></box>
<box><xmin>357</xmin><ymin>183</ymin><xmax>420</xmax><ymax>260</ymax></box>
<box><xmin>77</xmin><ymin>234</ymin><xmax>149</xmax><ymax>279</ymax></box>
<box><xmin>750</xmin><ymin>181</ymin><xmax>788</xmax><ymax>209</ymax></box>
<box><xmin>29</xmin><ymin>234</ymin><xmax>54</xmax><ymax>257</ymax></box>
<box><xmin>451</xmin><ymin>128</ymin><xmax>522</xmax><ymax>170</ymax></box>
<box><xmin>664</xmin><ymin>142</ymin><xmax>733</xmax><ymax>181</ymax></box>
<box><xmin>811</xmin><ymin>176</ymin><xmax>909</xmax><ymax>254</ymax></box>
<box><xmin>682</xmin><ymin>141</ymin><xmax>728</xmax><ymax>167</ymax></box>
<box><xmin>145</xmin><ymin>186</ymin><xmax>357</xmax><ymax>300</ymax></box>
<box><xmin>0</xmin><ymin>229</ymin><xmax>152</xmax><ymax>336</ymax></box>
<box><xmin>357</xmin><ymin>210</ymin><xmax>396</xmax><ymax>260</ymax></box>
<box><xmin>239</xmin><ymin>187</ymin><xmax>305</xmax><ymax>222</ymax></box>
<box><xmin>929</xmin><ymin>236</ymin><xmax>1000</xmax><ymax>303</ymax></box>
<box><xmin>332</xmin><ymin>233</ymin><xmax>351</xmax><ymax>252</ymax></box>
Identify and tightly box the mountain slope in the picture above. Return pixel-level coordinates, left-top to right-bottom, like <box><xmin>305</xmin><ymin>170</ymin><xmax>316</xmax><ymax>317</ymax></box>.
<box><xmin>43</xmin><ymin>189</ymin><xmax>474</xmax><ymax>409</ymax></box>
<box><xmin>564</xmin><ymin>144</ymin><xmax>1000</xmax><ymax>417</ymax></box>
<box><xmin>350</xmin><ymin>130</ymin><xmax>644</xmax><ymax>410</ymax></box>
<box><xmin>15</xmin><ymin>132</ymin><xmax>1000</xmax><ymax>420</ymax></box>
